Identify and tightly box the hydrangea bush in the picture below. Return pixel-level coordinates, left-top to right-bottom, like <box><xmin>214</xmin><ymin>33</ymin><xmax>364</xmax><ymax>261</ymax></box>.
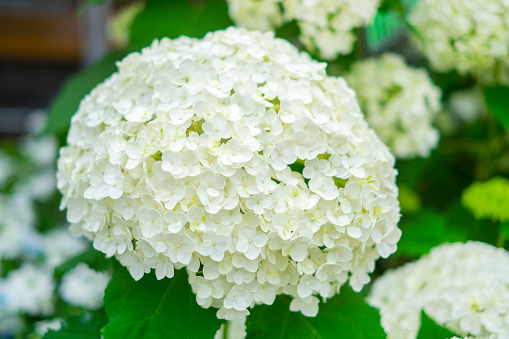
<box><xmin>57</xmin><ymin>27</ymin><xmax>401</xmax><ymax>319</ymax></box>
<box><xmin>3</xmin><ymin>0</ymin><xmax>509</xmax><ymax>337</ymax></box>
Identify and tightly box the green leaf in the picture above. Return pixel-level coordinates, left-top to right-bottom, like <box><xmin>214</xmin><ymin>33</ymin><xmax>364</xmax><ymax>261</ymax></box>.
<box><xmin>103</xmin><ymin>265</ymin><xmax>222</xmax><ymax>339</ymax></box>
<box><xmin>43</xmin><ymin>51</ymin><xmax>125</xmax><ymax>137</ymax></box>
<box><xmin>246</xmin><ymin>286</ymin><xmax>385</xmax><ymax>339</ymax></box>
<box><xmin>44</xmin><ymin>313</ymin><xmax>107</xmax><ymax>339</ymax></box>
<box><xmin>396</xmin><ymin>209</ymin><xmax>467</xmax><ymax>257</ymax></box>
<box><xmin>417</xmin><ymin>311</ymin><xmax>457</xmax><ymax>339</ymax></box>
<box><xmin>484</xmin><ymin>86</ymin><xmax>509</xmax><ymax>129</ymax></box>
<box><xmin>129</xmin><ymin>0</ymin><xmax>233</xmax><ymax>51</ymax></box>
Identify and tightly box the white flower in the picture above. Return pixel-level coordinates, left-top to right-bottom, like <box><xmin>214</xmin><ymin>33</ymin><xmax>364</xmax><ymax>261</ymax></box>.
<box><xmin>57</xmin><ymin>27</ymin><xmax>400</xmax><ymax>319</ymax></box>
<box><xmin>144</xmin><ymin>255</ymin><xmax>175</xmax><ymax>280</ymax></box>
<box><xmin>409</xmin><ymin>0</ymin><xmax>509</xmax><ymax>85</ymax></box>
<box><xmin>368</xmin><ymin>242</ymin><xmax>509</xmax><ymax>339</ymax></box>
<box><xmin>224</xmin><ymin>287</ymin><xmax>253</xmax><ymax>311</ymax></box>
<box><xmin>289</xmin><ymin>295</ymin><xmax>319</xmax><ymax>317</ymax></box>
<box><xmin>3</xmin><ymin>264</ymin><xmax>55</xmax><ymax>316</ymax></box>
<box><xmin>227</xmin><ymin>0</ymin><xmax>381</xmax><ymax>60</ymax></box>
<box><xmin>199</xmin><ymin>231</ymin><xmax>231</xmax><ymax>261</ymax></box>
<box><xmin>235</xmin><ymin>226</ymin><xmax>268</xmax><ymax>260</ymax></box>
<box><xmin>347</xmin><ymin>53</ymin><xmax>442</xmax><ymax>159</ymax></box>
<box><xmin>165</xmin><ymin>233</ymin><xmax>195</xmax><ymax>265</ymax></box>
<box><xmin>59</xmin><ymin>264</ymin><xmax>111</xmax><ymax>310</ymax></box>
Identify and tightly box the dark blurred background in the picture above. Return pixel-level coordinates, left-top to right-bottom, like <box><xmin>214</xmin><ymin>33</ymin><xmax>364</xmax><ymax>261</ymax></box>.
<box><xmin>0</xmin><ymin>0</ymin><xmax>113</xmax><ymax>137</ymax></box>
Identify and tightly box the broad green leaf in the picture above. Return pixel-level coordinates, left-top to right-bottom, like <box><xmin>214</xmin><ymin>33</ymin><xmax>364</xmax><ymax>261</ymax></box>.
<box><xmin>417</xmin><ymin>311</ymin><xmax>457</xmax><ymax>339</ymax></box>
<box><xmin>103</xmin><ymin>266</ymin><xmax>222</xmax><ymax>339</ymax></box>
<box><xmin>129</xmin><ymin>0</ymin><xmax>232</xmax><ymax>51</ymax></box>
<box><xmin>396</xmin><ymin>209</ymin><xmax>467</xmax><ymax>257</ymax></box>
<box><xmin>43</xmin><ymin>51</ymin><xmax>125</xmax><ymax>137</ymax></box>
<box><xmin>484</xmin><ymin>86</ymin><xmax>509</xmax><ymax>128</ymax></box>
<box><xmin>44</xmin><ymin>313</ymin><xmax>107</xmax><ymax>339</ymax></box>
<box><xmin>246</xmin><ymin>286</ymin><xmax>385</xmax><ymax>339</ymax></box>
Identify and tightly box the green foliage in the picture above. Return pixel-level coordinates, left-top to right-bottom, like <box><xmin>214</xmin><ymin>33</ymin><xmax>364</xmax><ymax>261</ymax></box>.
<box><xmin>484</xmin><ymin>86</ymin><xmax>509</xmax><ymax>129</ymax></box>
<box><xmin>43</xmin><ymin>313</ymin><xmax>107</xmax><ymax>339</ymax></box>
<box><xmin>43</xmin><ymin>52</ymin><xmax>126</xmax><ymax>138</ymax></box>
<box><xmin>129</xmin><ymin>0</ymin><xmax>233</xmax><ymax>51</ymax></box>
<box><xmin>396</xmin><ymin>209</ymin><xmax>467</xmax><ymax>257</ymax></box>
<box><xmin>103</xmin><ymin>265</ymin><xmax>222</xmax><ymax>339</ymax></box>
<box><xmin>54</xmin><ymin>247</ymin><xmax>113</xmax><ymax>278</ymax></box>
<box><xmin>398</xmin><ymin>184</ymin><xmax>422</xmax><ymax>214</ymax></box>
<box><xmin>416</xmin><ymin>311</ymin><xmax>457</xmax><ymax>339</ymax></box>
<box><xmin>246</xmin><ymin>286</ymin><xmax>385</xmax><ymax>339</ymax></box>
<box><xmin>462</xmin><ymin>177</ymin><xmax>509</xmax><ymax>222</ymax></box>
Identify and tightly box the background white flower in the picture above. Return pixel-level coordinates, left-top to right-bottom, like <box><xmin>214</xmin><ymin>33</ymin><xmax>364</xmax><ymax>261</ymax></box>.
<box><xmin>57</xmin><ymin>27</ymin><xmax>400</xmax><ymax>320</ymax></box>
<box><xmin>226</xmin><ymin>0</ymin><xmax>381</xmax><ymax>60</ymax></box>
<box><xmin>368</xmin><ymin>242</ymin><xmax>509</xmax><ymax>339</ymax></box>
<box><xmin>409</xmin><ymin>0</ymin><xmax>509</xmax><ymax>85</ymax></box>
<box><xmin>2</xmin><ymin>264</ymin><xmax>55</xmax><ymax>316</ymax></box>
<box><xmin>59</xmin><ymin>263</ymin><xmax>111</xmax><ymax>310</ymax></box>
<box><xmin>346</xmin><ymin>53</ymin><xmax>442</xmax><ymax>159</ymax></box>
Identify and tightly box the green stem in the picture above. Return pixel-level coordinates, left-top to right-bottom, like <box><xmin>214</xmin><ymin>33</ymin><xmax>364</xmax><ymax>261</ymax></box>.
<box><xmin>496</xmin><ymin>232</ymin><xmax>506</xmax><ymax>248</ymax></box>
<box><xmin>223</xmin><ymin>321</ymin><xmax>229</xmax><ymax>339</ymax></box>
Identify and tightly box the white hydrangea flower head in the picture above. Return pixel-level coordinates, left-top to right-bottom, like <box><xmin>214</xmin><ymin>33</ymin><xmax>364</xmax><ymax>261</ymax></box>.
<box><xmin>2</xmin><ymin>264</ymin><xmax>55</xmax><ymax>316</ymax></box>
<box><xmin>57</xmin><ymin>27</ymin><xmax>400</xmax><ymax>320</ymax></box>
<box><xmin>368</xmin><ymin>242</ymin><xmax>509</xmax><ymax>339</ymax></box>
<box><xmin>59</xmin><ymin>263</ymin><xmax>111</xmax><ymax>310</ymax></box>
<box><xmin>346</xmin><ymin>53</ymin><xmax>442</xmax><ymax>159</ymax></box>
<box><xmin>227</xmin><ymin>0</ymin><xmax>283</xmax><ymax>31</ymax></box>
<box><xmin>409</xmin><ymin>0</ymin><xmax>509</xmax><ymax>85</ymax></box>
<box><xmin>226</xmin><ymin>0</ymin><xmax>380</xmax><ymax>60</ymax></box>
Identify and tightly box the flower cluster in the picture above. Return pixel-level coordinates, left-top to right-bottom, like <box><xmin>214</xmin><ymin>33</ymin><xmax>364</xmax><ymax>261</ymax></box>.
<box><xmin>346</xmin><ymin>53</ymin><xmax>442</xmax><ymax>159</ymax></box>
<box><xmin>1</xmin><ymin>265</ymin><xmax>55</xmax><ymax>316</ymax></box>
<box><xmin>227</xmin><ymin>0</ymin><xmax>380</xmax><ymax>60</ymax></box>
<box><xmin>409</xmin><ymin>0</ymin><xmax>509</xmax><ymax>85</ymax></box>
<box><xmin>0</xmin><ymin>111</ymin><xmax>105</xmax><ymax>337</ymax></box>
<box><xmin>59</xmin><ymin>263</ymin><xmax>111</xmax><ymax>310</ymax></box>
<box><xmin>368</xmin><ymin>242</ymin><xmax>509</xmax><ymax>339</ymax></box>
<box><xmin>57</xmin><ymin>27</ymin><xmax>400</xmax><ymax>320</ymax></box>
<box><xmin>462</xmin><ymin>177</ymin><xmax>509</xmax><ymax>223</ymax></box>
